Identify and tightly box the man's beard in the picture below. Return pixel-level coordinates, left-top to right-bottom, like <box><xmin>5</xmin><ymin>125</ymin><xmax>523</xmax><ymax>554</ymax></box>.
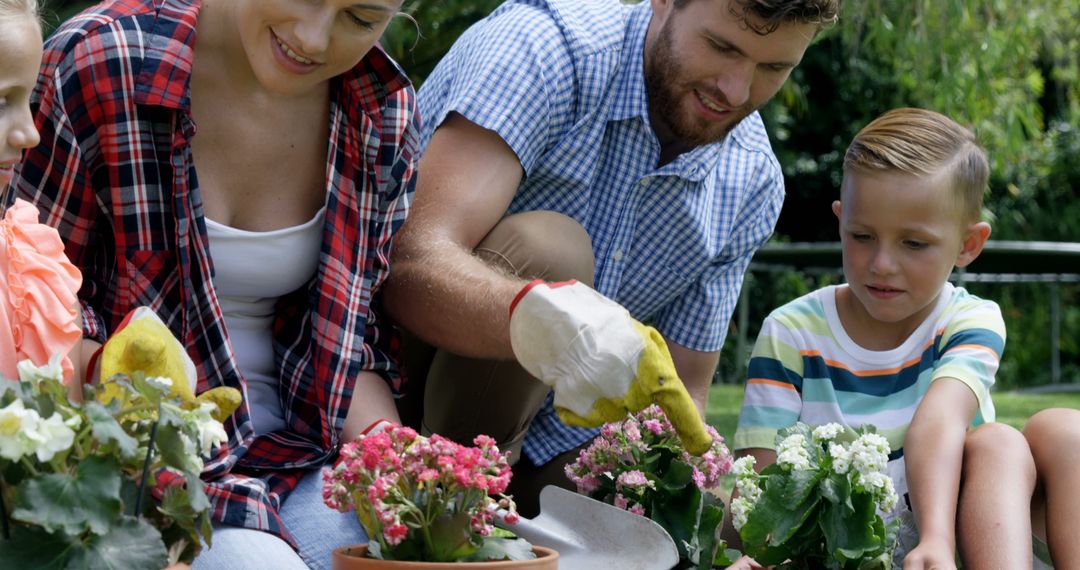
<box><xmin>644</xmin><ymin>20</ymin><xmax>755</xmax><ymax>150</ymax></box>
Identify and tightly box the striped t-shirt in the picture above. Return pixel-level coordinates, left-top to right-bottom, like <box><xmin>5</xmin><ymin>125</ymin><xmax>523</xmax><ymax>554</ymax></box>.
<box><xmin>733</xmin><ymin>282</ymin><xmax>1005</xmax><ymax>516</ymax></box>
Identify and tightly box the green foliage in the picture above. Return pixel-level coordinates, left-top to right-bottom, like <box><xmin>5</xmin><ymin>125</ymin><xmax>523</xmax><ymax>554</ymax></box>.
<box><xmin>381</xmin><ymin>0</ymin><xmax>503</xmax><ymax>87</ymax></box>
<box><xmin>0</xmin><ymin>363</ymin><xmax>226</xmax><ymax>568</ymax></box>
<box><xmin>735</xmin><ymin>424</ymin><xmax>899</xmax><ymax>569</ymax></box>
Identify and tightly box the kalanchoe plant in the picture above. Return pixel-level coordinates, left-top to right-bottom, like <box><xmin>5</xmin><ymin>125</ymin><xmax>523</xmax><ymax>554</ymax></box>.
<box><xmin>0</xmin><ymin>355</ymin><xmax>228</xmax><ymax>569</ymax></box>
<box><xmin>564</xmin><ymin>404</ymin><xmax>737</xmax><ymax>569</ymax></box>
<box><xmin>732</xmin><ymin>422</ymin><xmax>901</xmax><ymax>569</ymax></box>
<box><xmin>323</xmin><ymin>424</ymin><xmax>535</xmax><ymax>562</ymax></box>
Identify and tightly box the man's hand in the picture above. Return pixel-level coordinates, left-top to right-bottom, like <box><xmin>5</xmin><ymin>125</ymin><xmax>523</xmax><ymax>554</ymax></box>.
<box><xmin>903</xmin><ymin>537</ymin><xmax>957</xmax><ymax>570</ymax></box>
<box><xmin>508</xmin><ymin>280</ymin><xmax>712</xmax><ymax>454</ymax></box>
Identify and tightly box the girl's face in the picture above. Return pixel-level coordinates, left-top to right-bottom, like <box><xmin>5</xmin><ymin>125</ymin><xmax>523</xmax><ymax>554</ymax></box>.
<box><xmin>0</xmin><ymin>15</ymin><xmax>42</xmax><ymax>188</ymax></box>
<box><xmin>231</xmin><ymin>0</ymin><xmax>403</xmax><ymax>97</ymax></box>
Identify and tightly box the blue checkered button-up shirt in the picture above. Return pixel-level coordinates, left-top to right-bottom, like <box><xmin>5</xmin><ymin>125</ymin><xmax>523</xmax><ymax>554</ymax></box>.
<box><xmin>417</xmin><ymin>0</ymin><xmax>784</xmax><ymax>464</ymax></box>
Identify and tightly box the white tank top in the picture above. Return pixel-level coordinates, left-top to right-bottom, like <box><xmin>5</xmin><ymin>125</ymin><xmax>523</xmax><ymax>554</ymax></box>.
<box><xmin>206</xmin><ymin>208</ymin><xmax>325</xmax><ymax>436</ymax></box>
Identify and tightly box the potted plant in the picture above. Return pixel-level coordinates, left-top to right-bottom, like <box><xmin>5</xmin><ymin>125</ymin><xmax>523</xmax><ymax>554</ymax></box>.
<box><xmin>324</xmin><ymin>424</ymin><xmax>557</xmax><ymax>569</ymax></box>
<box><xmin>564</xmin><ymin>404</ymin><xmax>738</xmax><ymax>569</ymax></box>
<box><xmin>0</xmin><ymin>355</ymin><xmax>229</xmax><ymax>568</ymax></box>
<box><xmin>730</xmin><ymin>422</ymin><xmax>901</xmax><ymax>569</ymax></box>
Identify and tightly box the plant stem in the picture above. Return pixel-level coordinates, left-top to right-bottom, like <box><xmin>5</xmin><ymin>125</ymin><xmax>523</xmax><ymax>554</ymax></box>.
<box><xmin>0</xmin><ymin>479</ymin><xmax>10</xmax><ymax>540</ymax></box>
<box><xmin>19</xmin><ymin>457</ymin><xmax>38</xmax><ymax>477</ymax></box>
<box><xmin>133</xmin><ymin>414</ymin><xmax>160</xmax><ymax>517</ymax></box>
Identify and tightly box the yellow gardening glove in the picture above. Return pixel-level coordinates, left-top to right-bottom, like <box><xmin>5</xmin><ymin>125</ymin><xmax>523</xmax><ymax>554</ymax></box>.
<box><xmin>99</xmin><ymin>308</ymin><xmax>241</xmax><ymax>422</ymax></box>
<box><xmin>509</xmin><ymin>280</ymin><xmax>713</xmax><ymax>455</ymax></box>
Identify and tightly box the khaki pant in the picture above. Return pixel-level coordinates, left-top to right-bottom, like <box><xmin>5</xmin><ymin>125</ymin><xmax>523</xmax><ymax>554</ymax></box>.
<box><xmin>396</xmin><ymin>211</ymin><xmax>594</xmax><ymax>517</ymax></box>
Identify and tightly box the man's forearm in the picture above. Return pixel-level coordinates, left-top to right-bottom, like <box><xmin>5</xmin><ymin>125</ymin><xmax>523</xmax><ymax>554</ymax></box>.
<box><xmin>384</xmin><ymin>234</ymin><xmax>524</xmax><ymax>359</ymax></box>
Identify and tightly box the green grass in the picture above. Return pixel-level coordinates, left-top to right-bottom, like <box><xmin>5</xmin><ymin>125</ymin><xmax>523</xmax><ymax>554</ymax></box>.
<box><xmin>705</xmin><ymin>383</ymin><xmax>1080</xmax><ymax>446</ymax></box>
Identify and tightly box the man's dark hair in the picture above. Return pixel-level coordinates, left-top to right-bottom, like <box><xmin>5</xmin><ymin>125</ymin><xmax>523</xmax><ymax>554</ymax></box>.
<box><xmin>673</xmin><ymin>0</ymin><xmax>841</xmax><ymax>35</ymax></box>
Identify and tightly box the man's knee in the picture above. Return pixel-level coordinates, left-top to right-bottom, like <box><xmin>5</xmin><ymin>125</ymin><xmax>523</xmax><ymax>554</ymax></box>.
<box><xmin>476</xmin><ymin>211</ymin><xmax>595</xmax><ymax>285</ymax></box>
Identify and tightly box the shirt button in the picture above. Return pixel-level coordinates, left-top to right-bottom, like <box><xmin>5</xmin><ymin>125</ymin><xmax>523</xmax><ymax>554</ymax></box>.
<box><xmin>613</xmin><ymin>250</ymin><xmax>624</xmax><ymax>262</ymax></box>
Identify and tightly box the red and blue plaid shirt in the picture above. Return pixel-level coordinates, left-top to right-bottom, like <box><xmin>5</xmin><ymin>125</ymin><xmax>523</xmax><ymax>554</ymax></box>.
<box><xmin>12</xmin><ymin>0</ymin><xmax>418</xmax><ymax>543</ymax></box>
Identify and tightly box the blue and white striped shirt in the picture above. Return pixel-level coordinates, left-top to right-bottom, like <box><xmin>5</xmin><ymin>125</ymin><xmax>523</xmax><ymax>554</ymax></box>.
<box><xmin>418</xmin><ymin>0</ymin><xmax>785</xmax><ymax>464</ymax></box>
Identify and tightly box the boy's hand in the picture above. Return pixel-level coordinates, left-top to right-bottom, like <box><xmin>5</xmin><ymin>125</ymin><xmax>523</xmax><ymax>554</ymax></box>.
<box><xmin>903</xmin><ymin>537</ymin><xmax>957</xmax><ymax>570</ymax></box>
<box><xmin>724</xmin><ymin>555</ymin><xmax>769</xmax><ymax>569</ymax></box>
<box><xmin>508</xmin><ymin>280</ymin><xmax>712</xmax><ymax>454</ymax></box>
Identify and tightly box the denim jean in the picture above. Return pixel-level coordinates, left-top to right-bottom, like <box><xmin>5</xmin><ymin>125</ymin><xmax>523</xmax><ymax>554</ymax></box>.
<box><xmin>191</xmin><ymin>468</ymin><xmax>368</xmax><ymax>570</ymax></box>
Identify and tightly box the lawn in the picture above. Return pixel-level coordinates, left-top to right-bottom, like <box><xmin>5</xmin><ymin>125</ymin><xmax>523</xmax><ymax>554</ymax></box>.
<box><xmin>705</xmin><ymin>383</ymin><xmax>1080</xmax><ymax>447</ymax></box>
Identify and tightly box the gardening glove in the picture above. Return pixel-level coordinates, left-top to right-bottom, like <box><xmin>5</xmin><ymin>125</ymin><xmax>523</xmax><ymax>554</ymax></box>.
<box><xmin>508</xmin><ymin>280</ymin><xmax>712</xmax><ymax>455</ymax></box>
<box><xmin>97</xmin><ymin>307</ymin><xmax>241</xmax><ymax>422</ymax></box>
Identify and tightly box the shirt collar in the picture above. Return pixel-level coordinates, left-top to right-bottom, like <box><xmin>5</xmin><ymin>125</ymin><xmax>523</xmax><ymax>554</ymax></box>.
<box><xmin>608</xmin><ymin>1</ymin><xmax>651</xmax><ymax>123</ymax></box>
<box><xmin>134</xmin><ymin>0</ymin><xmax>199</xmax><ymax>109</ymax></box>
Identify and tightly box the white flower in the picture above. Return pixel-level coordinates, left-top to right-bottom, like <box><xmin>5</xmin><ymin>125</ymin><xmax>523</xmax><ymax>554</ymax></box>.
<box><xmin>732</xmin><ymin>455</ymin><xmax>757</xmax><ymax>477</ymax></box>
<box><xmin>145</xmin><ymin>376</ymin><xmax>174</xmax><ymax>392</ymax></box>
<box><xmin>16</xmin><ymin>354</ymin><xmax>65</xmax><ymax>386</ymax></box>
<box><xmin>828</xmin><ymin>442</ymin><xmax>851</xmax><ymax>474</ymax></box>
<box><xmin>735</xmin><ymin>475</ymin><xmax>762</xmax><ymax>504</ymax></box>
<box><xmin>812</xmin><ymin>423</ymin><xmax>844</xmax><ymax>443</ymax></box>
<box><xmin>849</xmin><ymin>433</ymin><xmax>890</xmax><ymax>477</ymax></box>
<box><xmin>29</xmin><ymin>413</ymin><xmax>76</xmax><ymax>462</ymax></box>
<box><xmin>776</xmin><ymin>434</ymin><xmax>812</xmax><ymax>471</ymax></box>
<box><xmin>0</xmin><ymin>400</ymin><xmax>37</xmax><ymax>460</ymax></box>
<box><xmin>182</xmin><ymin>402</ymin><xmax>228</xmax><ymax>456</ymax></box>
<box><xmin>730</xmin><ymin>497</ymin><xmax>753</xmax><ymax>531</ymax></box>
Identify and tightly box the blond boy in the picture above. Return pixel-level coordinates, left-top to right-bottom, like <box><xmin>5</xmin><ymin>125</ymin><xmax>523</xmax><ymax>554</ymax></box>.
<box><xmin>732</xmin><ymin>107</ymin><xmax>1024</xmax><ymax>568</ymax></box>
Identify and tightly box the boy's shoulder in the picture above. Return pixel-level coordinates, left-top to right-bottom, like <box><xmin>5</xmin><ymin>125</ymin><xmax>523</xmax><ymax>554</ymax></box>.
<box><xmin>935</xmin><ymin>284</ymin><xmax>1007</xmax><ymax>342</ymax></box>
<box><xmin>765</xmin><ymin>285</ymin><xmax>835</xmax><ymax>328</ymax></box>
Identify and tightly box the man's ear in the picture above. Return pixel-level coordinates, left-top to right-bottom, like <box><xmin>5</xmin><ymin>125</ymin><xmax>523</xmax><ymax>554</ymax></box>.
<box><xmin>956</xmin><ymin>222</ymin><xmax>992</xmax><ymax>268</ymax></box>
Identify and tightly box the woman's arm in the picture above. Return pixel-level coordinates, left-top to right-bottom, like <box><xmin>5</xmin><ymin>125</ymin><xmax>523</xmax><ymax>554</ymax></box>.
<box><xmin>341</xmin><ymin>371</ymin><xmax>402</xmax><ymax>442</ymax></box>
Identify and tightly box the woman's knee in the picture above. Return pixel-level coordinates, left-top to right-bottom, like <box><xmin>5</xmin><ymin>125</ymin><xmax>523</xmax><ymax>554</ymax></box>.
<box><xmin>476</xmin><ymin>211</ymin><xmax>595</xmax><ymax>285</ymax></box>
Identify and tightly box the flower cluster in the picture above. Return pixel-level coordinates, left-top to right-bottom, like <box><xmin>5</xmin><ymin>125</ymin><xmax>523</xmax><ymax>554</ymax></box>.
<box><xmin>733</xmin><ymin>422</ymin><xmax>900</xmax><ymax>569</ymax></box>
<box><xmin>324</xmin><ymin>425</ymin><xmax>533</xmax><ymax>563</ymax></box>
<box><xmin>0</xmin><ymin>357</ymin><xmax>229</xmax><ymax>569</ymax></box>
<box><xmin>565</xmin><ymin>405</ymin><xmax>736</xmax><ymax>570</ymax></box>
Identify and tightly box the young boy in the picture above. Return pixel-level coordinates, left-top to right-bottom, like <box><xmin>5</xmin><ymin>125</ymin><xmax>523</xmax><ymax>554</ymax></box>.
<box><xmin>731</xmin><ymin>107</ymin><xmax>1051</xmax><ymax>568</ymax></box>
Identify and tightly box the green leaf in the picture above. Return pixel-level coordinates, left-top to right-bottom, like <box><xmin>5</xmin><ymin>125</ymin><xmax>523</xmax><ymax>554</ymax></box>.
<box><xmin>693</xmin><ymin>500</ymin><xmax>726</xmax><ymax>570</ymax></box>
<box><xmin>67</xmin><ymin>515</ymin><xmax>169</xmax><ymax>570</ymax></box>
<box><xmin>821</xmin><ymin>491</ymin><xmax>881</xmax><ymax>562</ymax></box>
<box><xmin>13</xmin><ymin>455</ymin><xmax>123</xmax><ymax>536</ymax></box>
<box><xmin>85</xmin><ymin>401</ymin><xmax>139</xmax><ymax>458</ymax></box>
<box><xmin>155</xmin><ymin>424</ymin><xmax>200</xmax><ymax>473</ymax></box>
<box><xmin>461</xmin><ymin>537</ymin><xmax>537</xmax><ymax>562</ymax></box>
<box><xmin>0</xmin><ymin>524</ymin><xmax>71</xmax><ymax>569</ymax></box>
<box><xmin>819</xmin><ymin>471</ymin><xmax>852</xmax><ymax>508</ymax></box>
<box><xmin>648</xmin><ymin>481</ymin><xmax>703</xmax><ymax>561</ymax></box>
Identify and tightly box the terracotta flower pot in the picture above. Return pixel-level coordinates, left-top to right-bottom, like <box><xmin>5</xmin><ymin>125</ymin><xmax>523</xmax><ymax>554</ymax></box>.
<box><xmin>331</xmin><ymin>545</ymin><xmax>559</xmax><ymax>570</ymax></box>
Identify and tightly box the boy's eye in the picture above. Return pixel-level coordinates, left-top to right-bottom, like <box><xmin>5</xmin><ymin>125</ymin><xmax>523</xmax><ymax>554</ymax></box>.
<box><xmin>904</xmin><ymin>240</ymin><xmax>928</xmax><ymax>250</ymax></box>
<box><xmin>851</xmin><ymin>233</ymin><xmax>872</xmax><ymax>242</ymax></box>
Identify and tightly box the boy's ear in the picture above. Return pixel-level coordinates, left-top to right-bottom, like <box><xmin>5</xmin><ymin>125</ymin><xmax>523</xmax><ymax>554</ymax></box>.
<box><xmin>955</xmin><ymin>222</ymin><xmax>992</xmax><ymax>268</ymax></box>
<box><xmin>831</xmin><ymin>200</ymin><xmax>841</xmax><ymax>220</ymax></box>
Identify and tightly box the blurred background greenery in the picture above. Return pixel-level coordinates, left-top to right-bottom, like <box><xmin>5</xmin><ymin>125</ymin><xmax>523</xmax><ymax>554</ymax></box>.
<box><xmin>46</xmin><ymin>0</ymin><xmax>1079</xmax><ymax>395</ymax></box>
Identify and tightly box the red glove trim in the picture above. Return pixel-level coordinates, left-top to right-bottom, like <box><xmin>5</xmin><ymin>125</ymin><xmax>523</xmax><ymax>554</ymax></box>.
<box><xmin>508</xmin><ymin>279</ymin><xmax>578</xmax><ymax>317</ymax></box>
<box><xmin>361</xmin><ymin>419</ymin><xmax>393</xmax><ymax>436</ymax></box>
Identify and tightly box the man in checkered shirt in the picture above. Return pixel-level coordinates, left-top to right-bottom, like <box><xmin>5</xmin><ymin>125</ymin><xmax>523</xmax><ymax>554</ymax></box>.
<box><xmin>384</xmin><ymin>0</ymin><xmax>839</xmax><ymax>514</ymax></box>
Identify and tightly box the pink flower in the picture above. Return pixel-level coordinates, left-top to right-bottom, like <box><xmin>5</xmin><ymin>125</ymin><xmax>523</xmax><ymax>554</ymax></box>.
<box><xmin>616</xmin><ymin>470</ymin><xmax>652</xmax><ymax>490</ymax></box>
<box><xmin>384</xmin><ymin>523</ymin><xmax>409</xmax><ymax>546</ymax></box>
<box><xmin>322</xmin><ymin>424</ymin><xmax>518</xmax><ymax>562</ymax></box>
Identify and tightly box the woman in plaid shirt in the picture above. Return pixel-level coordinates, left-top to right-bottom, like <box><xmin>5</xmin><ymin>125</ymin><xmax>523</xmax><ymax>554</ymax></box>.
<box><xmin>11</xmin><ymin>0</ymin><xmax>417</xmax><ymax>568</ymax></box>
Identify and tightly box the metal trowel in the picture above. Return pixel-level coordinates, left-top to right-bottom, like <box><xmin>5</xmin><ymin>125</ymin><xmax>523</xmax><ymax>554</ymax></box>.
<box><xmin>495</xmin><ymin>485</ymin><xmax>679</xmax><ymax>570</ymax></box>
